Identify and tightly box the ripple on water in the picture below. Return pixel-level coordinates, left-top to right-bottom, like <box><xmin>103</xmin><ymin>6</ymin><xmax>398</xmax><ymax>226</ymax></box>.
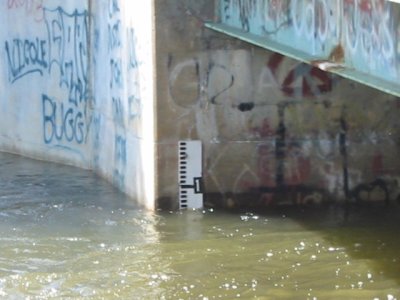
<box><xmin>0</xmin><ymin>153</ymin><xmax>400</xmax><ymax>298</ymax></box>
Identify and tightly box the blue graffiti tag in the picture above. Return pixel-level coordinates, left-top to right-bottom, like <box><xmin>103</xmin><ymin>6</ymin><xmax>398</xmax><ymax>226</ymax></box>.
<box><xmin>5</xmin><ymin>38</ymin><xmax>48</xmax><ymax>83</ymax></box>
<box><xmin>42</xmin><ymin>94</ymin><xmax>86</xmax><ymax>145</ymax></box>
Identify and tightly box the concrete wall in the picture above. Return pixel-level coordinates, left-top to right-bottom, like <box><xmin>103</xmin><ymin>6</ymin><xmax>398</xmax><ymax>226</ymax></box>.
<box><xmin>91</xmin><ymin>0</ymin><xmax>155</xmax><ymax>209</ymax></box>
<box><xmin>155</xmin><ymin>0</ymin><xmax>400</xmax><ymax>209</ymax></box>
<box><xmin>2</xmin><ymin>0</ymin><xmax>400</xmax><ymax>210</ymax></box>
<box><xmin>0</xmin><ymin>0</ymin><xmax>155</xmax><ymax>209</ymax></box>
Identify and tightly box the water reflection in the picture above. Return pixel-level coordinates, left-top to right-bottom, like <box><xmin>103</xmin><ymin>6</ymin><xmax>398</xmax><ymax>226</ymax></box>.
<box><xmin>156</xmin><ymin>209</ymin><xmax>400</xmax><ymax>299</ymax></box>
<box><xmin>0</xmin><ymin>152</ymin><xmax>399</xmax><ymax>299</ymax></box>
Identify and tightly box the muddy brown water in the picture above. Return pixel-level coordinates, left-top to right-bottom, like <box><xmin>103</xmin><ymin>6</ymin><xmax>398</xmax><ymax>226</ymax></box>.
<box><xmin>0</xmin><ymin>152</ymin><xmax>399</xmax><ymax>299</ymax></box>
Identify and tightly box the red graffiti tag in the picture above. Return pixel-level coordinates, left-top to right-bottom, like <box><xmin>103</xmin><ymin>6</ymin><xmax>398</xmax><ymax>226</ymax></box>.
<box><xmin>251</xmin><ymin>119</ymin><xmax>312</xmax><ymax>188</ymax></box>
<box><xmin>7</xmin><ymin>0</ymin><xmax>44</xmax><ymax>22</ymax></box>
<box><xmin>268</xmin><ymin>53</ymin><xmax>333</xmax><ymax>98</ymax></box>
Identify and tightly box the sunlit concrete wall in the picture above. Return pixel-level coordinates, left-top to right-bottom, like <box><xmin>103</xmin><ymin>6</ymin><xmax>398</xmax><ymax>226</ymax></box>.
<box><xmin>155</xmin><ymin>0</ymin><xmax>400</xmax><ymax>209</ymax></box>
<box><xmin>91</xmin><ymin>0</ymin><xmax>155</xmax><ymax>209</ymax></box>
<box><xmin>0</xmin><ymin>0</ymin><xmax>155</xmax><ymax>209</ymax></box>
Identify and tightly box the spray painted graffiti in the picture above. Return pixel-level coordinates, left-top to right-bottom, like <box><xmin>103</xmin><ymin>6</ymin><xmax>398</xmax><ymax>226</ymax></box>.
<box><xmin>110</xmin><ymin>58</ymin><xmax>123</xmax><ymax>89</ymax></box>
<box><xmin>222</xmin><ymin>0</ymin><xmax>339</xmax><ymax>45</ymax></box>
<box><xmin>108</xmin><ymin>20</ymin><xmax>122</xmax><ymax>51</ymax></box>
<box><xmin>127</xmin><ymin>28</ymin><xmax>139</xmax><ymax>70</ymax></box>
<box><xmin>169</xmin><ymin>56</ymin><xmax>235</xmax><ymax>108</ymax></box>
<box><xmin>112</xmin><ymin>97</ymin><xmax>125</xmax><ymax>127</ymax></box>
<box><xmin>290</xmin><ymin>0</ymin><xmax>339</xmax><ymax>43</ymax></box>
<box><xmin>108</xmin><ymin>0</ymin><xmax>128</xmax><ymax>189</ymax></box>
<box><xmin>169</xmin><ymin>51</ymin><xmax>334</xmax><ymax>112</ymax></box>
<box><xmin>220</xmin><ymin>0</ymin><xmax>399</xmax><ymax>81</ymax></box>
<box><xmin>5</xmin><ymin>38</ymin><xmax>48</xmax><ymax>83</ymax></box>
<box><xmin>113</xmin><ymin>134</ymin><xmax>127</xmax><ymax>188</ymax></box>
<box><xmin>92</xmin><ymin>113</ymin><xmax>102</xmax><ymax>168</ymax></box>
<box><xmin>344</xmin><ymin>0</ymin><xmax>395</xmax><ymax>69</ymax></box>
<box><xmin>108</xmin><ymin>0</ymin><xmax>120</xmax><ymax>18</ymax></box>
<box><xmin>7</xmin><ymin>0</ymin><xmax>44</xmax><ymax>22</ymax></box>
<box><xmin>42</xmin><ymin>7</ymin><xmax>89</xmax><ymax>146</ymax></box>
<box><xmin>267</xmin><ymin>53</ymin><xmax>334</xmax><ymax>98</ymax></box>
<box><xmin>263</xmin><ymin>0</ymin><xmax>291</xmax><ymax>33</ymax></box>
<box><xmin>168</xmin><ymin>49</ymin><xmax>344</xmax><ymax>206</ymax></box>
<box><xmin>46</xmin><ymin>8</ymin><xmax>90</xmax><ymax>106</ymax></box>
<box><xmin>238</xmin><ymin>0</ymin><xmax>257</xmax><ymax>32</ymax></box>
<box><xmin>5</xmin><ymin>7</ymin><xmax>92</xmax><ymax>146</ymax></box>
<box><xmin>169</xmin><ymin>58</ymin><xmax>200</xmax><ymax>107</ymax></box>
<box><xmin>5</xmin><ymin>7</ymin><xmax>90</xmax><ymax>106</ymax></box>
<box><xmin>2</xmin><ymin>0</ymin><xmax>151</xmax><ymax>204</ymax></box>
<box><xmin>128</xmin><ymin>95</ymin><xmax>141</xmax><ymax>122</ymax></box>
<box><xmin>42</xmin><ymin>94</ymin><xmax>86</xmax><ymax>144</ymax></box>
<box><xmin>251</xmin><ymin>115</ymin><xmax>311</xmax><ymax>189</ymax></box>
<box><xmin>126</xmin><ymin>28</ymin><xmax>142</xmax><ymax>125</ymax></box>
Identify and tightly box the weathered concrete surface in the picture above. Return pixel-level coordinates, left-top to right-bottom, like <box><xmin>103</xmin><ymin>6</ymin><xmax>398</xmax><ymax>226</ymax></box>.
<box><xmin>0</xmin><ymin>0</ymin><xmax>155</xmax><ymax>209</ymax></box>
<box><xmin>155</xmin><ymin>0</ymin><xmax>400</xmax><ymax>209</ymax></box>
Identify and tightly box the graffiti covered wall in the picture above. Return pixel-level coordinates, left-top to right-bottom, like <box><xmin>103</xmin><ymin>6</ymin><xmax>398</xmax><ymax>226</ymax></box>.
<box><xmin>1</xmin><ymin>0</ymin><xmax>92</xmax><ymax>163</ymax></box>
<box><xmin>91</xmin><ymin>0</ymin><xmax>155</xmax><ymax>208</ymax></box>
<box><xmin>156</xmin><ymin>0</ymin><xmax>400</xmax><ymax>209</ymax></box>
<box><xmin>0</xmin><ymin>0</ymin><xmax>155</xmax><ymax>208</ymax></box>
<box><xmin>219</xmin><ymin>0</ymin><xmax>400</xmax><ymax>86</ymax></box>
<box><xmin>2</xmin><ymin>0</ymin><xmax>400</xmax><ymax>210</ymax></box>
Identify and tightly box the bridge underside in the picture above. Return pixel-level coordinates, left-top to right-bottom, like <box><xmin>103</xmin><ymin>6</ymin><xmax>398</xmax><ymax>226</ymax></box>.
<box><xmin>206</xmin><ymin>0</ymin><xmax>400</xmax><ymax>98</ymax></box>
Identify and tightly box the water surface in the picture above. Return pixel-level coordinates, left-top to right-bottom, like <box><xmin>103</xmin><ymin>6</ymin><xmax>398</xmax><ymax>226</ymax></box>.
<box><xmin>0</xmin><ymin>153</ymin><xmax>399</xmax><ymax>299</ymax></box>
